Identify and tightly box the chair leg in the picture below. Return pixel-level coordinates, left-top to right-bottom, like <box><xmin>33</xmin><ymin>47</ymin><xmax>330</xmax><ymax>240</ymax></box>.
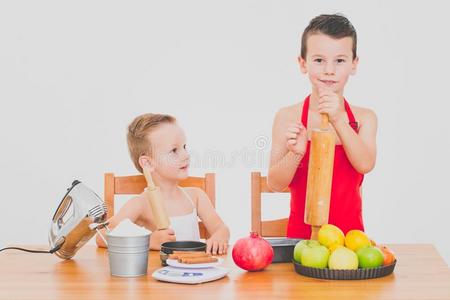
<box><xmin>251</xmin><ymin>172</ymin><xmax>262</xmax><ymax>235</ymax></box>
<box><xmin>104</xmin><ymin>173</ymin><xmax>115</xmax><ymax>220</ymax></box>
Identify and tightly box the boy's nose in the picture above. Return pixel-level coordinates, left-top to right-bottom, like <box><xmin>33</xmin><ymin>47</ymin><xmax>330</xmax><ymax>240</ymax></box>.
<box><xmin>324</xmin><ymin>62</ymin><xmax>335</xmax><ymax>75</ymax></box>
<box><xmin>180</xmin><ymin>149</ymin><xmax>190</xmax><ymax>161</ymax></box>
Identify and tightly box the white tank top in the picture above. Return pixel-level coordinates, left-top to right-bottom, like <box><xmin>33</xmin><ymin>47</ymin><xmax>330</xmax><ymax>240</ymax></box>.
<box><xmin>169</xmin><ymin>188</ymin><xmax>201</xmax><ymax>241</ymax></box>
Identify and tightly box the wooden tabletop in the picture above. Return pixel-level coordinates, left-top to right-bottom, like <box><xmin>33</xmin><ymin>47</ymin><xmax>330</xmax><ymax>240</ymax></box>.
<box><xmin>1</xmin><ymin>244</ymin><xmax>449</xmax><ymax>300</ymax></box>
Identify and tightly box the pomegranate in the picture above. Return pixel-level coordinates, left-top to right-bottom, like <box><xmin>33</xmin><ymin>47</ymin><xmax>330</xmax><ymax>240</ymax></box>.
<box><xmin>232</xmin><ymin>232</ymin><xmax>274</xmax><ymax>271</ymax></box>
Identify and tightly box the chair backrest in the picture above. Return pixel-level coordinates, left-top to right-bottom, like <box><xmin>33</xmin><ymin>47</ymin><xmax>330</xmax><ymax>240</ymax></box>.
<box><xmin>104</xmin><ymin>173</ymin><xmax>215</xmax><ymax>239</ymax></box>
<box><xmin>251</xmin><ymin>172</ymin><xmax>289</xmax><ymax>237</ymax></box>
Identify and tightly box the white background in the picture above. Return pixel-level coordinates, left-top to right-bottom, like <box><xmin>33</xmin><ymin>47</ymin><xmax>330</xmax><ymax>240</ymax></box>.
<box><xmin>1</xmin><ymin>1</ymin><xmax>449</xmax><ymax>265</ymax></box>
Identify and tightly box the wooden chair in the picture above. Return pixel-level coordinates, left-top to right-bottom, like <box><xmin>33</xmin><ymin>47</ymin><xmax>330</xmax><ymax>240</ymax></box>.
<box><xmin>104</xmin><ymin>173</ymin><xmax>215</xmax><ymax>239</ymax></box>
<box><xmin>251</xmin><ymin>172</ymin><xmax>289</xmax><ymax>237</ymax></box>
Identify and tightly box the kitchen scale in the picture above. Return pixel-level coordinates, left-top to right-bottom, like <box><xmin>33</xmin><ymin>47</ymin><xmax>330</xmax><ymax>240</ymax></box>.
<box><xmin>152</xmin><ymin>258</ymin><xmax>229</xmax><ymax>284</ymax></box>
<box><xmin>152</xmin><ymin>266</ymin><xmax>228</xmax><ymax>284</ymax></box>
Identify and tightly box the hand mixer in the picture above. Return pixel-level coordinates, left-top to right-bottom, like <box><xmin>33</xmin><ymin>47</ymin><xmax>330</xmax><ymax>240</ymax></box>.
<box><xmin>1</xmin><ymin>180</ymin><xmax>109</xmax><ymax>259</ymax></box>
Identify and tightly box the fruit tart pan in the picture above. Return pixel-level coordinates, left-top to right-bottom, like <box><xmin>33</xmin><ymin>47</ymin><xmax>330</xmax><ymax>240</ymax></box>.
<box><xmin>293</xmin><ymin>260</ymin><xmax>396</xmax><ymax>280</ymax></box>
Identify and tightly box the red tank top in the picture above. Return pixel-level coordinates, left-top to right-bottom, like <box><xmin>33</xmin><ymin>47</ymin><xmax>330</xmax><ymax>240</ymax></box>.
<box><xmin>287</xmin><ymin>95</ymin><xmax>364</xmax><ymax>238</ymax></box>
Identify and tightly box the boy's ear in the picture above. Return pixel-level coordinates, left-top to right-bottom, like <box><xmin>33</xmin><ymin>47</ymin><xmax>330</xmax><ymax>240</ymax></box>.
<box><xmin>138</xmin><ymin>155</ymin><xmax>155</xmax><ymax>172</ymax></box>
<box><xmin>298</xmin><ymin>56</ymin><xmax>308</xmax><ymax>74</ymax></box>
<box><xmin>351</xmin><ymin>56</ymin><xmax>359</xmax><ymax>75</ymax></box>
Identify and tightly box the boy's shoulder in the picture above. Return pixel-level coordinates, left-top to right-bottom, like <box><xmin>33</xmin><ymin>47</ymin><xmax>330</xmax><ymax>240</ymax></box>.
<box><xmin>275</xmin><ymin>102</ymin><xmax>304</xmax><ymax>123</ymax></box>
<box><xmin>183</xmin><ymin>186</ymin><xmax>203</xmax><ymax>193</ymax></box>
<box><xmin>183</xmin><ymin>186</ymin><xmax>213</xmax><ymax>207</ymax></box>
<box><xmin>349</xmin><ymin>104</ymin><xmax>377</xmax><ymax>124</ymax></box>
<box><xmin>182</xmin><ymin>186</ymin><xmax>204</xmax><ymax>202</ymax></box>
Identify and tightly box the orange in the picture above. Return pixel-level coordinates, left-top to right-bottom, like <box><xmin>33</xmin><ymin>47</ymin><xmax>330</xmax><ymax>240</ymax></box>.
<box><xmin>378</xmin><ymin>245</ymin><xmax>396</xmax><ymax>265</ymax></box>
<box><xmin>345</xmin><ymin>230</ymin><xmax>371</xmax><ymax>252</ymax></box>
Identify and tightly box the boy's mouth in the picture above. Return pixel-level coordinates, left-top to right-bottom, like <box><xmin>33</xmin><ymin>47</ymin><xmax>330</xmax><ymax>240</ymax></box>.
<box><xmin>180</xmin><ymin>164</ymin><xmax>189</xmax><ymax>170</ymax></box>
<box><xmin>319</xmin><ymin>79</ymin><xmax>338</xmax><ymax>86</ymax></box>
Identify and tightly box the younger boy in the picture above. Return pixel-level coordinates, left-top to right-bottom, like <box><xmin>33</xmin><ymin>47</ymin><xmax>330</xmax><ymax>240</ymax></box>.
<box><xmin>97</xmin><ymin>113</ymin><xmax>229</xmax><ymax>254</ymax></box>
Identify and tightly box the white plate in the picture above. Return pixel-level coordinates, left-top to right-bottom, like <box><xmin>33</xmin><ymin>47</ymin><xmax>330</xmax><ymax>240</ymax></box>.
<box><xmin>166</xmin><ymin>257</ymin><xmax>223</xmax><ymax>269</ymax></box>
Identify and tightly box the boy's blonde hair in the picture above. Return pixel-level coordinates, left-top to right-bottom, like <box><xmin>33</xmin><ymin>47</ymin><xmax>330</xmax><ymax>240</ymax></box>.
<box><xmin>127</xmin><ymin>113</ymin><xmax>176</xmax><ymax>173</ymax></box>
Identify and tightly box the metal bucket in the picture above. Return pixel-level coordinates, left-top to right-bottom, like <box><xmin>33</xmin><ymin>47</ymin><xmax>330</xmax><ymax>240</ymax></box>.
<box><xmin>106</xmin><ymin>233</ymin><xmax>150</xmax><ymax>277</ymax></box>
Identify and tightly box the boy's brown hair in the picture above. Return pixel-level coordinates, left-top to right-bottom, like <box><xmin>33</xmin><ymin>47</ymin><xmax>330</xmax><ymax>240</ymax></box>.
<box><xmin>301</xmin><ymin>14</ymin><xmax>357</xmax><ymax>60</ymax></box>
<box><xmin>127</xmin><ymin>113</ymin><xmax>176</xmax><ymax>173</ymax></box>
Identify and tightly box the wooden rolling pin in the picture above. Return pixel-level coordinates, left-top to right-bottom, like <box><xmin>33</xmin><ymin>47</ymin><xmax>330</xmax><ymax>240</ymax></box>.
<box><xmin>304</xmin><ymin>113</ymin><xmax>335</xmax><ymax>240</ymax></box>
<box><xmin>143</xmin><ymin>166</ymin><xmax>171</xmax><ymax>230</ymax></box>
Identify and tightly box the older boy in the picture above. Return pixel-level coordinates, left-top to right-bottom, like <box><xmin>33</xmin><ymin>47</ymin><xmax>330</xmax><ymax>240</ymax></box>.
<box><xmin>268</xmin><ymin>14</ymin><xmax>377</xmax><ymax>237</ymax></box>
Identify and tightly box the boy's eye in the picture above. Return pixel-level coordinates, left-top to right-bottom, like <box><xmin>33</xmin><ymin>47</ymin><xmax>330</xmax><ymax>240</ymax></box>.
<box><xmin>314</xmin><ymin>58</ymin><xmax>323</xmax><ymax>63</ymax></box>
<box><xmin>336</xmin><ymin>59</ymin><xmax>345</xmax><ymax>64</ymax></box>
<box><xmin>183</xmin><ymin>144</ymin><xmax>187</xmax><ymax>150</ymax></box>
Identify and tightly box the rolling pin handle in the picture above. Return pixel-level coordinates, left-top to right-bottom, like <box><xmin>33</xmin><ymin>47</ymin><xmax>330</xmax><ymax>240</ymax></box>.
<box><xmin>310</xmin><ymin>225</ymin><xmax>320</xmax><ymax>240</ymax></box>
<box><xmin>143</xmin><ymin>166</ymin><xmax>156</xmax><ymax>190</ymax></box>
<box><xmin>320</xmin><ymin>113</ymin><xmax>329</xmax><ymax>130</ymax></box>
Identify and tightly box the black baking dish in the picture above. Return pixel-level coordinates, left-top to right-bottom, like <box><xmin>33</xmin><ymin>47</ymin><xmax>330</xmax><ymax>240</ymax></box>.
<box><xmin>266</xmin><ymin>238</ymin><xmax>302</xmax><ymax>263</ymax></box>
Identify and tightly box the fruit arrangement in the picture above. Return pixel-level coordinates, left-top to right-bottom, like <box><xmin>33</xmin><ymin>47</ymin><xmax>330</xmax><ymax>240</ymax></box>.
<box><xmin>293</xmin><ymin>224</ymin><xmax>396</xmax><ymax>280</ymax></box>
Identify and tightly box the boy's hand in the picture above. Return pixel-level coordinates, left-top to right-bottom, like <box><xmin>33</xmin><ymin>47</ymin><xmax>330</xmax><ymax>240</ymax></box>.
<box><xmin>318</xmin><ymin>88</ymin><xmax>346</xmax><ymax>125</ymax></box>
<box><xmin>285</xmin><ymin>122</ymin><xmax>308</xmax><ymax>156</ymax></box>
<box><xmin>206</xmin><ymin>237</ymin><xmax>228</xmax><ymax>255</ymax></box>
<box><xmin>149</xmin><ymin>228</ymin><xmax>176</xmax><ymax>250</ymax></box>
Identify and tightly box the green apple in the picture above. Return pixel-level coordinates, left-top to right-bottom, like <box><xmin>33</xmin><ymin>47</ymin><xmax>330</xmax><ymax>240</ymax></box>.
<box><xmin>357</xmin><ymin>246</ymin><xmax>384</xmax><ymax>268</ymax></box>
<box><xmin>293</xmin><ymin>240</ymin><xmax>320</xmax><ymax>263</ymax></box>
<box><xmin>300</xmin><ymin>245</ymin><xmax>330</xmax><ymax>268</ymax></box>
<box><xmin>328</xmin><ymin>247</ymin><xmax>358</xmax><ymax>270</ymax></box>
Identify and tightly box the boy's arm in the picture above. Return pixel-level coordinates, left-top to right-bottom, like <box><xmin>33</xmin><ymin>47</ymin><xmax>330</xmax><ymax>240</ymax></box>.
<box><xmin>318</xmin><ymin>89</ymin><xmax>377</xmax><ymax>174</ymax></box>
<box><xmin>333</xmin><ymin>108</ymin><xmax>377</xmax><ymax>174</ymax></box>
<box><xmin>95</xmin><ymin>197</ymin><xmax>143</xmax><ymax>248</ymax></box>
<box><xmin>194</xmin><ymin>188</ymin><xmax>229</xmax><ymax>255</ymax></box>
<box><xmin>95</xmin><ymin>195</ymin><xmax>175</xmax><ymax>250</ymax></box>
<box><xmin>267</xmin><ymin>107</ymin><xmax>306</xmax><ymax>192</ymax></box>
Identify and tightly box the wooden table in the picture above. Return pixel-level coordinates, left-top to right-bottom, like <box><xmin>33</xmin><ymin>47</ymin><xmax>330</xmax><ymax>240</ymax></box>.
<box><xmin>1</xmin><ymin>244</ymin><xmax>449</xmax><ymax>300</ymax></box>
